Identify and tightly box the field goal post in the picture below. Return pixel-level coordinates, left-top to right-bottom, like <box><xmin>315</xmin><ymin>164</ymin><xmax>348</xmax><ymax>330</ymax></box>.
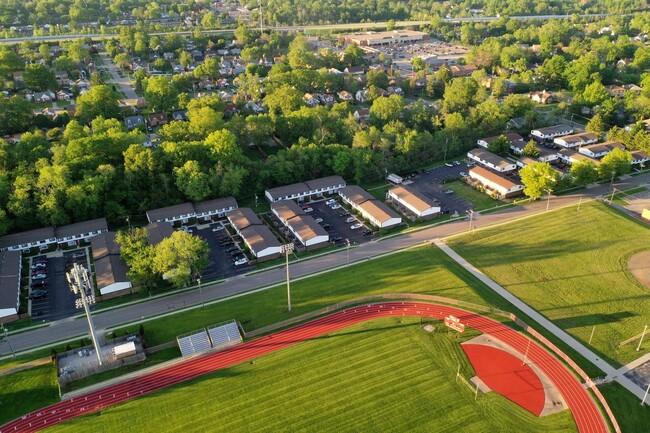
<box><xmin>456</xmin><ymin>363</ymin><xmax>479</xmax><ymax>401</ymax></box>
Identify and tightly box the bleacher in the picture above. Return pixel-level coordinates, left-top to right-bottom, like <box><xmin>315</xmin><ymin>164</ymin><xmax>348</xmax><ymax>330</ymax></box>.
<box><xmin>207</xmin><ymin>320</ymin><xmax>243</xmax><ymax>350</ymax></box>
<box><xmin>177</xmin><ymin>329</ymin><xmax>212</xmax><ymax>357</ymax></box>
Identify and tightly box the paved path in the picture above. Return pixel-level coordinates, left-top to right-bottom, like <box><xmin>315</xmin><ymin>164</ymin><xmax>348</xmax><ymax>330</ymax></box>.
<box><xmin>0</xmin><ymin>302</ymin><xmax>608</xmax><ymax>433</ymax></box>
<box><xmin>435</xmin><ymin>240</ymin><xmax>649</xmax><ymax>405</ymax></box>
<box><xmin>98</xmin><ymin>52</ymin><xmax>138</xmax><ymax>99</ymax></box>
<box><xmin>2</xmin><ymin>173</ymin><xmax>649</xmax><ymax>357</ymax></box>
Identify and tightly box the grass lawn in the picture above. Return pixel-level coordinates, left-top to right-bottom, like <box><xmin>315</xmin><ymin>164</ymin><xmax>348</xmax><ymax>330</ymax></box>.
<box><xmin>45</xmin><ymin>317</ymin><xmax>577</xmax><ymax>433</ymax></box>
<box><xmin>445</xmin><ymin>180</ymin><xmax>505</xmax><ymax>211</ymax></box>
<box><xmin>448</xmin><ymin>201</ymin><xmax>650</xmax><ymax>366</ymax></box>
<box><xmin>612</xmin><ymin>186</ymin><xmax>648</xmax><ymax>205</ymax></box>
<box><xmin>598</xmin><ymin>382</ymin><xmax>650</xmax><ymax>433</ymax></box>
<box><xmin>0</xmin><ymin>363</ymin><xmax>59</xmax><ymax>426</ymax></box>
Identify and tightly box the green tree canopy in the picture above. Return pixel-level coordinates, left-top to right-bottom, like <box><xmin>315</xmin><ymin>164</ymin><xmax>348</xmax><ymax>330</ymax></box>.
<box><xmin>75</xmin><ymin>85</ymin><xmax>120</xmax><ymax>123</ymax></box>
<box><xmin>487</xmin><ymin>135</ymin><xmax>510</xmax><ymax>156</ymax></box>
<box><xmin>521</xmin><ymin>140</ymin><xmax>540</xmax><ymax>158</ymax></box>
<box><xmin>519</xmin><ymin>161</ymin><xmax>560</xmax><ymax>200</ymax></box>
<box><xmin>153</xmin><ymin>231</ymin><xmax>209</xmax><ymax>288</ymax></box>
<box><xmin>570</xmin><ymin>160</ymin><xmax>598</xmax><ymax>185</ymax></box>
<box><xmin>598</xmin><ymin>148</ymin><xmax>632</xmax><ymax>181</ymax></box>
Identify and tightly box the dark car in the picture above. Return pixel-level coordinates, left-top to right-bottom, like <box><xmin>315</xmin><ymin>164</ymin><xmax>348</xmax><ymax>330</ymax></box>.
<box><xmin>71</xmin><ymin>251</ymin><xmax>86</xmax><ymax>259</ymax></box>
<box><xmin>220</xmin><ymin>240</ymin><xmax>234</xmax><ymax>247</ymax></box>
<box><xmin>29</xmin><ymin>289</ymin><xmax>48</xmax><ymax>300</ymax></box>
<box><xmin>32</xmin><ymin>255</ymin><xmax>48</xmax><ymax>263</ymax></box>
<box><xmin>331</xmin><ymin>235</ymin><xmax>343</xmax><ymax>242</ymax></box>
<box><xmin>362</xmin><ymin>229</ymin><xmax>373</xmax><ymax>237</ymax></box>
<box><xmin>225</xmin><ymin>246</ymin><xmax>239</xmax><ymax>253</ymax></box>
<box><xmin>31</xmin><ymin>280</ymin><xmax>49</xmax><ymax>289</ymax></box>
<box><xmin>232</xmin><ymin>254</ymin><xmax>245</xmax><ymax>262</ymax></box>
<box><xmin>322</xmin><ymin>223</ymin><xmax>332</xmax><ymax>230</ymax></box>
<box><xmin>230</xmin><ymin>249</ymin><xmax>242</xmax><ymax>256</ymax></box>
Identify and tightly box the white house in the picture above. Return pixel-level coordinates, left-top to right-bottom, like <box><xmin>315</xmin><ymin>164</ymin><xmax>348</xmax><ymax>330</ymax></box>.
<box><xmin>578</xmin><ymin>141</ymin><xmax>625</xmax><ymax>158</ymax></box>
<box><xmin>271</xmin><ymin>201</ymin><xmax>328</xmax><ymax>248</ymax></box>
<box><xmin>265</xmin><ymin>176</ymin><xmax>346</xmax><ymax>203</ymax></box>
<box><xmin>554</xmin><ymin>132</ymin><xmax>599</xmax><ymax>148</ymax></box>
<box><xmin>387</xmin><ymin>185</ymin><xmax>440</xmax><ymax>219</ymax></box>
<box><xmin>477</xmin><ymin>133</ymin><xmax>524</xmax><ymax>149</ymax></box>
<box><xmin>557</xmin><ymin>149</ymin><xmax>600</xmax><ymax>166</ymax></box>
<box><xmin>0</xmin><ymin>251</ymin><xmax>21</xmax><ymax>319</ymax></box>
<box><xmin>56</xmin><ymin>218</ymin><xmax>108</xmax><ymax>247</ymax></box>
<box><xmin>530</xmin><ymin>124</ymin><xmax>574</xmax><ymax>140</ymax></box>
<box><xmin>193</xmin><ymin>197</ymin><xmax>238</xmax><ymax>222</ymax></box>
<box><xmin>339</xmin><ymin>185</ymin><xmax>402</xmax><ymax>229</ymax></box>
<box><xmin>630</xmin><ymin>150</ymin><xmax>649</xmax><ymax>166</ymax></box>
<box><xmin>227</xmin><ymin>208</ymin><xmax>282</xmax><ymax>260</ymax></box>
<box><xmin>146</xmin><ymin>203</ymin><xmax>196</xmax><ymax>224</ymax></box>
<box><xmin>91</xmin><ymin>232</ymin><xmax>133</xmax><ymax>297</ymax></box>
<box><xmin>467</xmin><ymin>148</ymin><xmax>517</xmax><ymax>173</ymax></box>
<box><xmin>469</xmin><ymin>166</ymin><xmax>524</xmax><ymax>199</ymax></box>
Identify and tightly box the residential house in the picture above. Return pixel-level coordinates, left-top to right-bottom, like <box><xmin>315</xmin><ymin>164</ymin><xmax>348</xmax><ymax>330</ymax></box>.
<box><xmin>530</xmin><ymin>90</ymin><xmax>556</xmax><ymax>104</ymax></box>
<box><xmin>553</xmin><ymin>132</ymin><xmax>599</xmax><ymax>148</ymax></box>
<box><xmin>387</xmin><ymin>185</ymin><xmax>440</xmax><ymax>219</ymax></box>
<box><xmin>303</xmin><ymin>93</ymin><xmax>320</xmax><ymax>107</ymax></box>
<box><xmin>467</xmin><ymin>148</ymin><xmax>517</xmax><ymax>173</ymax></box>
<box><xmin>265</xmin><ymin>176</ymin><xmax>346</xmax><ymax>203</ymax></box>
<box><xmin>557</xmin><ymin>149</ymin><xmax>600</xmax><ymax>166</ymax></box>
<box><xmin>450</xmin><ymin>64</ymin><xmax>476</xmax><ymax>77</ymax></box>
<box><xmin>34</xmin><ymin>91</ymin><xmax>55</xmax><ymax>103</ymax></box>
<box><xmin>355</xmin><ymin>89</ymin><xmax>368</xmax><ymax>103</ymax></box>
<box><xmin>606</xmin><ymin>85</ymin><xmax>626</xmax><ymax>98</ymax></box>
<box><xmin>124</xmin><ymin>115</ymin><xmax>145</xmax><ymax>130</ymax></box>
<box><xmin>271</xmin><ymin>201</ymin><xmax>329</xmax><ymax>248</ymax></box>
<box><xmin>468</xmin><ymin>166</ymin><xmax>524</xmax><ymax>199</ymax></box>
<box><xmin>477</xmin><ymin>133</ymin><xmax>525</xmax><ymax>150</ymax></box>
<box><xmin>172</xmin><ymin>110</ymin><xmax>188</xmax><ymax>121</ymax></box>
<box><xmin>623</xmin><ymin>84</ymin><xmax>643</xmax><ymax>95</ymax></box>
<box><xmin>344</xmin><ymin>66</ymin><xmax>365</xmax><ymax>75</ymax></box>
<box><xmin>0</xmin><ymin>227</ymin><xmax>57</xmax><ymax>252</ymax></box>
<box><xmin>338</xmin><ymin>185</ymin><xmax>402</xmax><ymax>229</ymax></box>
<box><xmin>318</xmin><ymin>94</ymin><xmax>335</xmax><ymax>106</ymax></box>
<box><xmin>56</xmin><ymin>90</ymin><xmax>71</xmax><ymax>101</ymax></box>
<box><xmin>354</xmin><ymin>108</ymin><xmax>370</xmax><ymax>122</ymax></box>
<box><xmin>578</xmin><ymin>141</ymin><xmax>625</xmax><ymax>158</ymax></box>
<box><xmin>227</xmin><ymin>208</ymin><xmax>282</xmax><ymax>260</ymax></box>
<box><xmin>0</xmin><ymin>251</ymin><xmax>21</xmax><ymax>320</ymax></box>
<box><xmin>146</xmin><ymin>202</ymin><xmax>196</xmax><ymax>224</ymax></box>
<box><xmin>337</xmin><ymin>90</ymin><xmax>354</xmax><ymax>102</ymax></box>
<box><xmin>55</xmin><ymin>218</ymin><xmax>108</xmax><ymax>247</ymax></box>
<box><xmin>530</xmin><ymin>124</ymin><xmax>574</xmax><ymax>140</ymax></box>
<box><xmin>193</xmin><ymin>197</ymin><xmax>238</xmax><ymax>222</ymax></box>
<box><xmin>630</xmin><ymin>150</ymin><xmax>649</xmax><ymax>166</ymax></box>
<box><xmin>90</xmin><ymin>232</ymin><xmax>132</xmax><ymax>297</ymax></box>
<box><xmin>147</xmin><ymin>113</ymin><xmax>169</xmax><ymax>127</ymax></box>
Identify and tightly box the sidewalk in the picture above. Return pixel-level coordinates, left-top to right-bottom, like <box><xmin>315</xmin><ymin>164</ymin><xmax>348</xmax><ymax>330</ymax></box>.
<box><xmin>434</xmin><ymin>239</ymin><xmax>650</xmax><ymax>405</ymax></box>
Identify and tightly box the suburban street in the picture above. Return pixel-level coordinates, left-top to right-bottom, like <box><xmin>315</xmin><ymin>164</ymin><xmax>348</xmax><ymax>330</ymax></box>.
<box><xmin>2</xmin><ymin>172</ymin><xmax>648</xmax><ymax>357</ymax></box>
<box><xmin>98</xmin><ymin>52</ymin><xmax>139</xmax><ymax>100</ymax></box>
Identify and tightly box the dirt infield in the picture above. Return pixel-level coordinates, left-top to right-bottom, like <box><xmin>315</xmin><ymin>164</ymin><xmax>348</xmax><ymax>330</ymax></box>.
<box><xmin>0</xmin><ymin>302</ymin><xmax>608</xmax><ymax>433</ymax></box>
<box><xmin>628</xmin><ymin>251</ymin><xmax>650</xmax><ymax>289</ymax></box>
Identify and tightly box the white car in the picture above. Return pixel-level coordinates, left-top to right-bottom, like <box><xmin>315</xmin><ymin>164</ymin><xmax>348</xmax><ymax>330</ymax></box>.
<box><xmin>345</xmin><ymin>216</ymin><xmax>356</xmax><ymax>223</ymax></box>
<box><xmin>212</xmin><ymin>225</ymin><xmax>224</xmax><ymax>232</ymax></box>
<box><xmin>350</xmin><ymin>223</ymin><xmax>363</xmax><ymax>230</ymax></box>
<box><xmin>314</xmin><ymin>217</ymin><xmax>323</xmax><ymax>223</ymax></box>
<box><xmin>303</xmin><ymin>207</ymin><xmax>314</xmax><ymax>213</ymax></box>
<box><xmin>325</xmin><ymin>199</ymin><xmax>337</xmax><ymax>205</ymax></box>
<box><xmin>330</xmin><ymin>204</ymin><xmax>341</xmax><ymax>210</ymax></box>
<box><xmin>234</xmin><ymin>257</ymin><xmax>249</xmax><ymax>266</ymax></box>
<box><xmin>459</xmin><ymin>172</ymin><xmax>467</xmax><ymax>177</ymax></box>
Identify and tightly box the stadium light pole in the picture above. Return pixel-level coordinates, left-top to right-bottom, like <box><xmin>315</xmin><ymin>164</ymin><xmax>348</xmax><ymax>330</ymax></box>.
<box><xmin>0</xmin><ymin>324</ymin><xmax>15</xmax><ymax>357</ymax></box>
<box><xmin>197</xmin><ymin>276</ymin><xmax>204</xmax><ymax>308</ymax></box>
<box><xmin>281</xmin><ymin>243</ymin><xmax>294</xmax><ymax>312</ymax></box>
<box><xmin>67</xmin><ymin>263</ymin><xmax>102</xmax><ymax>366</ymax></box>
<box><xmin>345</xmin><ymin>238</ymin><xmax>350</xmax><ymax>266</ymax></box>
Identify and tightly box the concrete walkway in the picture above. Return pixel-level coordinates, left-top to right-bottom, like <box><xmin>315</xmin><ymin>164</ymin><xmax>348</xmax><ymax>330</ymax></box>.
<box><xmin>434</xmin><ymin>239</ymin><xmax>650</xmax><ymax>405</ymax></box>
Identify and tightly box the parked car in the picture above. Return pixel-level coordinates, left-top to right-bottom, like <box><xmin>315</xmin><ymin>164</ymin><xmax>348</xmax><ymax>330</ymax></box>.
<box><xmin>71</xmin><ymin>251</ymin><xmax>85</xmax><ymax>258</ymax></box>
<box><xmin>325</xmin><ymin>199</ymin><xmax>337</xmax><ymax>206</ymax></box>
<box><xmin>303</xmin><ymin>207</ymin><xmax>314</xmax><ymax>213</ymax></box>
<box><xmin>220</xmin><ymin>239</ymin><xmax>234</xmax><ymax>246</ymax></box>
<box><xmin>32</xmin><ymin>273</ymin><xmax>48</xmax><ymax>280</ymax></box>
<box><xmin>31</xmin><ymin>280</ymin><xmax>49</xmax><ymax>289</ymax></box>
<box><xmin>444</xmin><ymin>189</ymin><xmax>454</xmax><ymax>195</ymax></box>
<box><xmin>234</xmin><ymin>257</ymin><xmax>248</xmax><ymax>266</ymax></box>
<box><xmin>322</xmin><ymin>223</ymin><xmax>332</xmax><ymax>230</ymax></box>
<box><xmin>29</xmin><ymin>290</ymin><xmax>48</xmax><ymax>300</ymax></box>
<box><xmin>453</xmin><ymin>160</ymin><xmax>461</xmax><ymax>165</ymax></box>
<box><xmin>445</xmin><ymin>162</ymin><xmax>454</xmax><ymax>167</ymax></box>
<box><xmin>212</xmin><ymin>225</ymin><xmax>224</xmax><ymax>232</ymax></box>
<box><xmin>330</xmin><ymin>204</ymin><xmax>341</xmax><ymax>210</ymax></box>
<box><xmin>345</xmin><ymin>216</ymin><xmax>356</xmax><ymax>223</ymax></box>
<box><xmin>331</xmin><ymin>235</ymin><xmax>343</xmax><ymax>242</ymax></box>
<box><xmin>31</xmin><ymin>262</ymin><xmax>47</xmax><ymax>269</ymax></box>
<box><xmin>230</xmin><ymin>250</ymin><xmax>243</xmax><ymax>256</ymax></box>
<box><xmin>314</xmin><ymin>217</ymin><xmax>323</xmax><ymax>223</ymax></box>
<box><xmin>350</xmin><ymin>223</ymin><xmax>363</xmax><ymax>230</ymax></box>
<box><xmin>32</xmin><ymin>255</ymin><xmax>47</xmax><ymax>263</ymax></box>
<box><xmin>362</xmin><ymin>229</ymin><xmax>373</xmax><ymax>237</ymax></box>
<box><xmin>225</xmin><ymin>246</ymin><xmax>239</xmax><ymax>253</ymax></box>
<box><xmin>459</xmin><ymin>172</ymin><xmax>467</xmax><ymax>177</ymax></box>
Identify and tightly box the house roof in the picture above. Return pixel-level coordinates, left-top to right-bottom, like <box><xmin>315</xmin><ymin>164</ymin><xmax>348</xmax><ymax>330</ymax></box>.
<box><xmin>56</xmin><ymin>218</ymin><xmax>108</xmax><ymax>239</ymax></box>
<box><xmin>469</xmin><ymin>166</ymin><xmax>520</xmax><ymax>190</ymax></box>
<box><xmin>0</xmin><ymin>227</ymin><xmax>56</xmax><ymax>250</ymax></box>
<box><xmin>630</xmin><ymin>150</ymin><xmax>649</xmax><ymax>162</ymax></box>
<box><xmin>146</xmin><ymin>222</ymin><xmax>174</xmax><ymax>246</ymax></box>
<box><xmin>239</xmin><ymin>225</ymin><xmax>281</xmax><ymax>255</ymax></box>
<box><xmin>479</xmin><ymin>133</ymin><xmax>524</xmax><ymax>144</ymax></box>
<box><xmin>580</xmin><ymin>141</ymin><xmax>624</xmax><ymax>154</ymax></box>
<box><xmin>90</xmin><ymin>231</ymin><xmax>121</xmax><ymax>261</ymax></box>
<box><xmin>193</xmin><ymin>196</ymin><xmax>238</xmax><ymax>214</ymax></box>
<box><xmin>271</xmin><ymin>200</ymin><xmax>304</xmax><ymax>222</ymax></box>
<box><xmin>532</xmin><ymin>124</ymin><xmax>573</xmax><ymax>136</ymax></box>
<box><xmin>227</xmin><ymin>208</ymin><xmax>262</xmax><ymax>231</ymax></box>
<box><xmin>558</xmin><ymin>149</ymin><xmax>600</xmax><ymax>164</ymax></box>
<box><xmin>94</xmin><ymin>254</ymin><xmax>130</xmax><ymax>291</ymax></box>
<box><xmin>265</xmin><ymin>176</ymin><xmax>345</xmax><ymax>202</ymax></box>
<box><xmin>555</xmin><ymin>132</ymin><xmax>599</xmax><ymax>145</ymax></box>
<box><xmin>146</xmin><ymin>203</ymin><xmax>195</xmax><ymax>223</ymax></box>
<box><xmin>468</xmin><ymin>148</ymin><xmax>514</xmax><ymax>170</ymax></box>
<box><xmin>288</xmin><ymin>215</ymin><xmax>328</xmax><ymax>241</ymax></box>
<box><xmin>305</xmin><ymin>175</ymin><xmax>345</xmax><ymax>191</ymax></box>
<box><xmin>517</xmin><ymin>156</ymin><xmax>538</xmax><ymax>166</ymax></box>
<box><xmin>357</xmin><ymin>199</ymin><xmax>401</xmax><ymax>224</ymax></box>
<box><xmin>0</xmin><ymin>251</ymin><xmax>21</xmax><ymax>311</ymax></box>
<box><xmin>339</xmin><ymin>185</ymin><xmax>374</xmax><ymax>205</ymax></box>
<box><xmin>389</xmin><ymin>185</ymin><xmax>438</xmax><ymax>213</ymax></box>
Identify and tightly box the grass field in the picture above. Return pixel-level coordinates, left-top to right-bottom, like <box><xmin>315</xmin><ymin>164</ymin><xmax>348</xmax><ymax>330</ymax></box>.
<box><xmin>0</xmin><ymin>363</ymin><xmax>59</xmax><ymax>426</ymax></box>
<box><xmin>446</xmin><ymin>180</ymin><xmax>506</xmax><ymax>210</ymax></box>
<box><xmin>598</xmin><ymin>382</ymin><xmax>650</xmax><ymax>433</ymax></box>
<box><xmin>449</xmin><ymin>201</ymin><xmax>650</xmax><ymax>366</ymax></box>
<box><xmin>45</xmin><ymin>317</ymin><xmax>578</xmax><ymax>433</ymax></box>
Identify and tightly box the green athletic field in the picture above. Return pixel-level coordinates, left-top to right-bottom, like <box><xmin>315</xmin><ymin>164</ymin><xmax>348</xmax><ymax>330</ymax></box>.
<box><xmin>44</xmin><ymin>317</ymin><xmax>578</xmax><ymax>433</ymax></box>
<box><xmin>0</xmin><ymin>364</ymin><xmax>58</xmax><ymax>426</ymax></box>
<box><xmin>449</xmin><ymin>201</ymin><xmax>650</xmax><ymax>366</ymax></box>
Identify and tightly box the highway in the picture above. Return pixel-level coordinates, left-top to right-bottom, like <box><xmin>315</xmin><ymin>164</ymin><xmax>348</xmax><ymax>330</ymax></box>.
<box><xmin>2</xmin><ymin>172</ymin><xmax>648</xmax><ymax>357</ymax></box>
<box><xmin>0</xmin><ymin>14</ymin><xmax>619</xmax><ymax>44</ymax></box>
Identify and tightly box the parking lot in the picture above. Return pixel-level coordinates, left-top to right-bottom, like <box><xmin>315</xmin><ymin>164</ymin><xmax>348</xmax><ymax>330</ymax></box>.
<box><xmin>29</xmin><ymin>249</ymin><xmax>88</xmax><ymax>322</ymax></box>
<box><xmin>308</xmin><ymin>199</ymin><xmax>375</xmax><ymax>247</ymax></box>
<box><xmin>405</xmin><ymin>161</ymin><xmax>474</xmax><ymax>215</ymax></box>
<box><xmin>192</xmin><ymin>223</ymin><xmax>253</xmax><ymax>281</ymax></box>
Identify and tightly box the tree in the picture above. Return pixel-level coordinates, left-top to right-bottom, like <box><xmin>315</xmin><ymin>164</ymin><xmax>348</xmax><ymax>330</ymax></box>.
<box><xmin>521</xmin><ymin>140</ymin><xmax>540</xmax><ymax>158</ymax></box>
<box><xmin>204</xmin><ymin>129</ymin><xmax>243</xmax><ymax>164</ymax></box>
<box><xmin>370</xmin><ymin>95</ymin><xmax>404</xmax><ymax>126</ymax></box>
<box><xmin>586</xmin><ymin>113</ymin><xmax>605</xmax><ymax>137</ymax></box>
<box><xmin>115</xmin><ymin>227</ymin><xmax>157</xmax><ymax>291</ymax></box>
<box><xmin>519</xmin><ymin>161</ymin><xmax>559</xmax><ymax>200</ymax></box>
<box><xmin>153</xmin><ymin>231</ymin><xmax>209</xmax><ymax>289</ymax></box>
<box><xmin>570</xmin><ymin>160</ymin><xmax>598</xmax><ymax>185</ymax></box>
<box><xmin>75</xmin><ymin>85</ymin><xmax>120</xmax><ymax>123</ymax></box>
<box><xmin>145</xmin><ymin>76</ymin><xmax>178</xmax><ymax>112</ymax></box>
<box><xmin>188</xmin><ymin>106</ymin><xmax>224</xmax><ymax>138</ymax></box>
<box><xmin>23</xmin><ymin>64</ymin><xmax>56</xmax><ymax>91</ymax></box>
<box><xmin>263</xmin><ymin>84</ymin><xmax>303</xmax><ymax>117</ymax></box>
<box><xmin>581</xmin><ymin>81</ymin><xmax>609</xmax><ymax>107</ymax></box>
<box><xmin>0</xmin><ymin>96</ymin><xmax>34</xmax><ymax>135</ymax></box>
<box><xmin>536</xmin><ymin>55</ymin><xmax>567</xmax><ymax>89</ymax></box>
<box><xmin>288</xmin><ymin>34</ymin><xmax>318</xmax><ymax>69</ymax></box>
<box><xmin>598</xmin><ymin>148</ymin><xmax>633</xmax><ymax>181</ymax></box>
<box><xmin>174</xmin><ymin>160</ymin><xmax>212</xmax><ymax>201</ymax></box>
<box><xmin>442</xmin><ymin>77</ymin><xmax>479</xmax><ymax>114</ymax></box>
<box><xmin>487</xmin><ymin>135</ymin><xmax>510</xmax><ymax>156</ymax></box>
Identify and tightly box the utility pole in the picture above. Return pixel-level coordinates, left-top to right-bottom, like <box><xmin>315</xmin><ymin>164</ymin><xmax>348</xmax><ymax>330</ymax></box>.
<box><xmin>281</xmin><ymin>243</ymin><xmax>294</xmax><ymax>311</ymax></box>
<box><xmin>0</xmin><ymin>324</ymin><xmax>15</xmax><ymax>357</ymax></box>
<box><xmin>466</xmin><ymin>210</ymin><xmax>475</xmax><ymax>232</ymax></box>
<box><xmin>197</xmin><ymin>276</ymin><xmax>204</xmax><ymax>307</ymax></box>
<box><xmin>67</xmin><ymin>263</ymin><xmax>102</xmax><ymax>366</ymax></box>
<box><xmin>346</xmin><ymin>238</ymin><xmax>350</xmax><ymax>266</ymax></box>
<box><xmin>546</xmin><ymin>189</ymin><xmax>552</xmax><ymax>211</ymax></box>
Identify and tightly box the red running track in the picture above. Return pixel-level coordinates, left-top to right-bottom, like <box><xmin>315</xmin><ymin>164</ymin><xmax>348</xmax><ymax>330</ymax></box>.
<box><xmin>0</xmin><ymin>302</ymin><xmax>609</xmax><ymax>433</ymax></box>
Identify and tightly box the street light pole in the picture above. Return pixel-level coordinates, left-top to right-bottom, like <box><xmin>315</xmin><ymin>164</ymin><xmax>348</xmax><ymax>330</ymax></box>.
<box><xmin>346</xmin><ymin>238</ymin><xmax>350</xmax><ymax>266</ymax></box>
<box><xmin>281</xmin><ymin>243</ymin><xmax>294</xmax><ymax>311</ymax></box>
<box><xmin>197</xmin><ymin>277</ymin><xmax>204</xmax><ymax>307</ymax></box>
<box><xmin>546</xmin><ymin>189</ymin><xmax>552</xmax><ymax>211</ymax></box>
<box><xmin>67</xmin><ymin>263</ymin><xmax>102</xmax><ymax>366</ymax></box>
<box><xmin>0</xmin><ymin>324</ymin><xmax>15</xmax><ymax>357</ymax></box>
<box><xmin>466</xmin><ymin>210</ymin><xmax>474</xmax><ymax>232</ymax></box>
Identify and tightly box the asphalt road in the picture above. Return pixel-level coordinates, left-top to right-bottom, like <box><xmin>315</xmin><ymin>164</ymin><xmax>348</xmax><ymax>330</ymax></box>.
<box><xmin>99</xmin><ymin>52</ymin><xmax>139</xmax><ymax>100</ymax></box>
<box><xmin>2</xmin><ymin>173</ymin><xmax>648</xmax><ymax>356</ymax></box>
<box><xmin>0</xmin><ymin>14</ymin><xmax>620</xmax><ymax>44</ymax></box>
